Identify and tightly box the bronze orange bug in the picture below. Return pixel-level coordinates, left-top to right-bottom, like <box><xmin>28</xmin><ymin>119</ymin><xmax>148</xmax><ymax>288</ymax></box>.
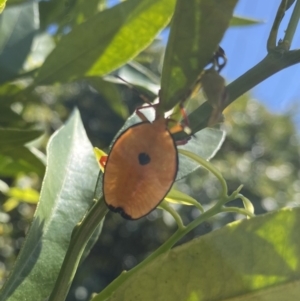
<box><xmin>100</xmin><ymin>104</ymin><xmax>187</xmax><ymax>220</ymax></box>
<box><xmin>100</xmin><ymin>47</ymin><xmax>227</xmax><ymax>220</ymax></box>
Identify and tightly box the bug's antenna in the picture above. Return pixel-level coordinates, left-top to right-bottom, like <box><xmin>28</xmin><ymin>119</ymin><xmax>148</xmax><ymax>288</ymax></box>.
<box><xmin>114</xmin><ymin>75</ymin><xmax>152</xmax><ymax>106</ymax></box>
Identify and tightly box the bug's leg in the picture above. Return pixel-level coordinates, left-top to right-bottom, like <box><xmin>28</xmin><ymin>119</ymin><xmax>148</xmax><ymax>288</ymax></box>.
<box><xmin>115</xmin><ymin>74</ymin><xmax>160</xmax><ymax>119</ymax></box>
<box><xmin>135</xmin><ymin>103</ymin><xmax>159</xmax><ymax>121</ymax></box>
<box><xmin>179</xmin><ymin>102</ymin><xmax>191</xmax><ymax>130</ymax></box>
<box><xmin>175</xmin><ymin>137</ymin><xmax>191</xmax><ymax>146</ymax></box>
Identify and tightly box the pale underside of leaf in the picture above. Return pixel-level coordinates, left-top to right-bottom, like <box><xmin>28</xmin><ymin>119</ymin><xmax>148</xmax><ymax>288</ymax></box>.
<box><xmin>104</xmin><ymin>208</ymin><xmax>300</xmax><ymax>301</ymax></box>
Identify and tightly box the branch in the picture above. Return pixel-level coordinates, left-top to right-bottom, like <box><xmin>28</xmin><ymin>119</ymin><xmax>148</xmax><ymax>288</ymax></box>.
<box><xmin>226</xmin><ymin>49</ymin><xmax>300</xmax><ymax>107</ymax></box>
<box><xmin>182</xmin><ymin>48</ymin><xmax>300</xmax><ymax>135</ymax></box>
<box><xmin>48</xmin><ymin>198</ymin><xmax>109</xmax><ymax>301</ymax></box>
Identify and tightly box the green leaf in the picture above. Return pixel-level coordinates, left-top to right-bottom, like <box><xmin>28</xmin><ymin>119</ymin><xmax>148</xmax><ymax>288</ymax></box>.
<box><xmin>0</xmin><ymin>0</ymin><xmax>6</xmax><ymax>14</ymax></box>
<box><xmin>0</xmin><ymin>129</ymin><xmax>42</xmax><ymax>148</ymax></box>
<box><xmin>186</xmin><ymin>101</ymin><xmax>215</xmax><ymax>134</ymax></box>
<box><xmin>99</xmin><ymin>207</ymin><xmax>300</xmax><ymax>301</ymax></box>
<box><xmin>63</xmin><ymin>0</ymin><xmax>105</xmax><ymax>28</ymax></box>
<box><xmin>104</xmin><ymin>63</ymin><xmax>159</xmax><ymax>102</ymax></box>
<box><xmin>0</xmin><ymin>129</ymin><xmax>45</xmax><ymax>176</ymax></box>
<box><xmin>230</xmin><ymin>15</ymin><xmax>264</xmax><ymax>26</ymax></box>
<box><xmin>39</xmin><ymin>0</ymin><xmax>69</xmax><ymax>30</ymax></box>
<box><xmin>176</xmin><ymin>127</ymin><xmax>225</xmax><ymax>180</ymax></box>
<box><xmin>118</xmin><ymin>62</ymin><xmax>161</xmax><ymax>93</ymax></box>
<box><xmin>2</xmin><ymin>198</ymin><xmax>19</xmax><ymax>212</ymax></box>
<box><xmin>35</xmin><ymin>0</ymin><xmax>176</xmax><ymax>85</ymax></box>
<box><xmin>0</xmin><ymin>110</ymin><xmax>102</xmax><ymax>301</ymax></box>
<box><xmin>4</xmin><ymin>0</ymin><xmax>27</xmax><ymax>6</ymax></box>
<box><xmin>0</xmin><ymin>2</ymin><xmax>39</xmax><ymax>84</ymax></box>
<box><xmin>6</xmin><ymin>187</ymin><xmax>39</xmax><ymax>204</ymax></box>
<box><xmin>160</xmin><ymin>0</ymin><xmax>238</xmax><ymax>111</ymax></box>
<box><xmin>7</xmin><ymin>187</ymin><xmax>39</xmax><ymax>204</ymax></box>
<box><xmin>165</xmin><ymin>188</ymin><xmax>203</xmax><ymax>211</ymax></box>
<box><xmin>0</xmin><ymin>82</ymin><xmax>23</xmax><ymax>97</ymax></box>
<box><xmin>39</xmin><ymin>0</ymin><xmax>104</xmax><ymax>31</ymax></box>
<box><xmin>0</xmin><ymin>106</ymin><xmax>27</xmax><ymax>127</ymax></box>
<box><xmin>0</xmin><ymin>147</ymin><xmax>45</xmax><ymax>177</ymax></box>
<box><xmin>23</xmin><ymin>33</ymin><xmax>55</xmax><ymax>71</ymax></box>
<box><xmin>87</xmin><ymin>77</ymin><xmax>129</xmax><ymax>119</ymax></box>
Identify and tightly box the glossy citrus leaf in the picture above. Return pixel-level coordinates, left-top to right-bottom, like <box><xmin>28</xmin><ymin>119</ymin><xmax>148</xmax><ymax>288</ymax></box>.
<box><xmin>176</xmin><ymin>127</ymin><xmax>225</xmax><ymax>180</ymax></box>
<box><xmin>0</xmin><ymin>109</ymin><xmax>102</xmax><ymax>301</ymax></box>
<box><xmin>6</xmin><ymin>187</ymin><xmax>40</xmax><ymax>204</ymax></box>
<box><xmin>87</xmin><ymin>77</ymin><xmax>129</xmax><ymax>119</ymax></box>
<box><xmin>97</xmin><ymin>207</ymin><xmax>300</xmax><ymax>301</ymax></box>
<box><xmin>2</xmin><ymin>198</ymin><xmax>19</xmax><ymax>212</ymax></box>
<box><xmin>35</xmin><ymin>0</ymin><xmax>176</xmax><ymax>85</ymax></box>
<box><xmin>2</xmin><ymin>187</ymin><xmax>40</xmax><ymax>212</ymax></box>
<box><xmin>4</xmin><ymin>0</ymin><xmax>28</xmax><ymax>6</ymax></box>
<box><xmin>39</xmin><ymin>0</ymin><xmax>72</xmax><ymax>30</ymax></box>
<box><xmin>39</xmin><ymin>0</ymin><xmax>103</xmax><ymax>31</ymax></box>
<box><xmin>0</xmin><ymin>148</ymin><xmax>45</xmax><ymax>177</ymax></box>
<box><xmin>116</xmin><ymin>62</ymin><xmax>160</xmax><ymax>95</ymax></box>
<box><xmin>186</xmin><ymin>101</ymin><xmax>216</xmax><ymax>134</ymax></box>
<box><xmin>0</xmin><ymin>2</ymin><xmax>39</xmax><ymax>84</ymax></box>
<box><xmin>0</xmin><ymin>106</ymin><xmax>27</xmax><ymax>127</ymax></box>
<box><xmin>0</xmin><ymin>129</ymin><xmax>42</xmax><ymax>148</ymax></box>
<box><xmin>23</xmin><ymin>33</ymin><xmax>55</xmax><ymax>71</ymax></box>
<box><xmin>0</xmin><ymin>0</ymin><xmax>6</xmax><ymax>14</ymax></box>
<box><xmin>160</xmin><ymin>0</ymin><xmax>238</xmax><ymax>111</ymax></box>
<box><xmin>63</xmin><ymin>0</ymin><xmax>105</xmax><ymax>28</ymax></box>
<box><xmin>0</xmin><ymin>129</ymin><xmax>45</xmax><ymax>176</ymax></box>
<box><xmin>0</xmin><ymin>82</ymin><xmax>23</xmax><ymax>97</ymax></box>
<box><xmin>164</xmin><ymin>187</ymin><xmax>203</xmax><ymax>211</ymax></box>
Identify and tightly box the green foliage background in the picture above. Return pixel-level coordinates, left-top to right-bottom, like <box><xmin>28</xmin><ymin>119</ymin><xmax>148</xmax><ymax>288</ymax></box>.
<box><xmin>0</xmin><ymin>0</ymin><xmax>299</xmax><ymax>301</ymax></box>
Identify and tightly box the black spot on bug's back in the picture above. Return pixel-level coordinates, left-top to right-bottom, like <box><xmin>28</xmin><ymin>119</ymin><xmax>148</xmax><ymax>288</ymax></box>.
<box><xmin>138</xmin><ymin>152</ymin><xmax>151</xmax><ymax>165</ymax></box>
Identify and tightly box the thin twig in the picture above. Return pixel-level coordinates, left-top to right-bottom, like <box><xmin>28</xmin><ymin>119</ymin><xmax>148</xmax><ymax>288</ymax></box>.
<box><xmin>159</xmin><ymin>201</ymin><xmax>185</xmax><ymax>230</ymax></box>
<box><xmin>178</xmin><ymin>48</ymin><xmax>300</xmax><ymax>136</ymax></box>
<box><xmin>283</xmin><ymin>0</ymin><xmax>300</xmax><ymax>48</ymax></box>
<box><xmin>267</xmin><ymin>0</ymin><xmax>288</xmax><ymax>52</ymax></box>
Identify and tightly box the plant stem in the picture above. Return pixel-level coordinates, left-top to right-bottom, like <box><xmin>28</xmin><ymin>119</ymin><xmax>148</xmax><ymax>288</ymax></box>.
<box><xmin>225</xmin><ymin>49</ymin><xmax>300</xmax><ymax>107</ymax></box>
<box><xmin>237</xmin><ymin>193</ymin><xmax>255</xmax><ymax>215</ymax></box>
<box><xmin>267</xmin><ymin>0</ymin><xmax>288</xmax><ymax>51</ymax></box>
<box><xmin>93</xmin><ymin>202</ymin><xmax>222</xmax><ymax>301</ymax></box>
<box><xmin>159</xmin><ymin>201</ymin><xmax>185</xmax><ymax>229</ymax></box>
<box><xmin>284</xmin><ymin>0</ymin><xmax>300</xmax><ymax>47</ymax></box>
<box><xmin>183</xmin><ymin>48</ymin><xmax>300</xmax><ymax>135</ymax></box>
<box><xmin>221</xmin><ymin>206</ymin><xmax>255</xmax><ymax>218</ymax></box>
<box><xmin>48</xmin><ymin>198</ymin><xmax>108</xmax><ymax>301</ymax></box>
<box><xmin>165</xmin><ymin>189</ymin><xmax>204</xmax><ymax>212</ymax></box>
<box><xmin>93</xmin><ymin>161</ymin><xmax>248</xmax><ymax>301</ymax></box>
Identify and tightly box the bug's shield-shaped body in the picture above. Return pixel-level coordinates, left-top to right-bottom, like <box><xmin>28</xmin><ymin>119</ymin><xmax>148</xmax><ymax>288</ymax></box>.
<box><xmin>103</xmin><ymin>116</ymin><xmax>178</xmax><ymax>220</ymax></box>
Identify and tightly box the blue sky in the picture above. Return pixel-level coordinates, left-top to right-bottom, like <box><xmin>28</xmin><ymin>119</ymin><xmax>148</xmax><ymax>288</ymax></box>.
<box><xmin>221</xmin><ymin>0</ymin><xmax>300</xmax><ymax>115</ymax></box>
